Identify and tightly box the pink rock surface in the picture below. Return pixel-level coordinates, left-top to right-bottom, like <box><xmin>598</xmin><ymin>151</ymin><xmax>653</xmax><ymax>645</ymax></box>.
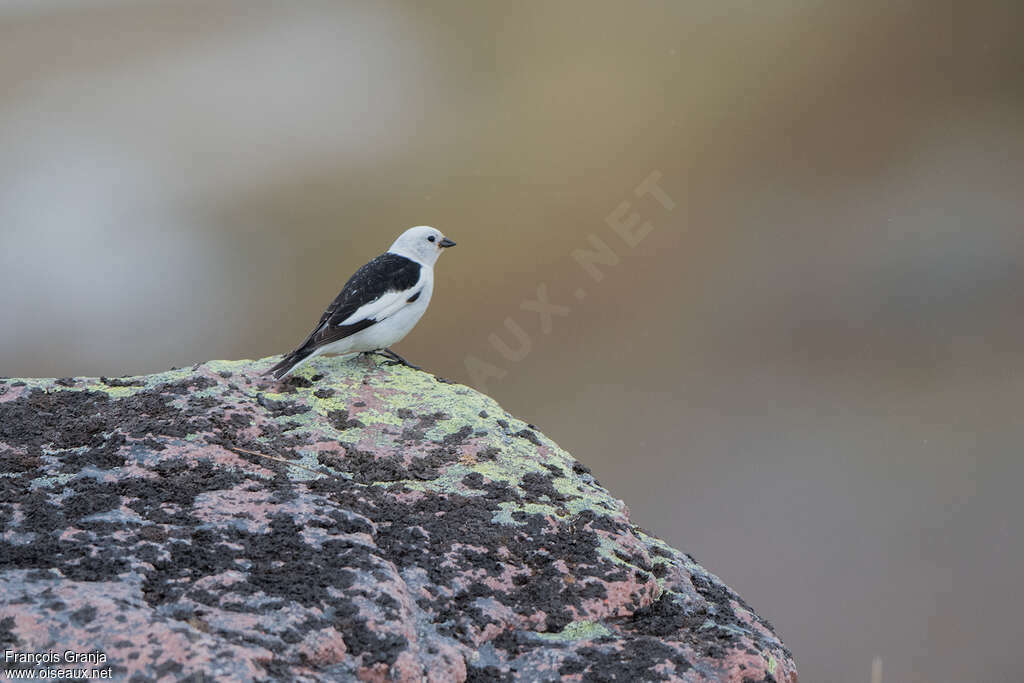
<box><xmin>0</xmin><ymin>358</ymin><xmax>796</xmax><ymax>681</ymax></box>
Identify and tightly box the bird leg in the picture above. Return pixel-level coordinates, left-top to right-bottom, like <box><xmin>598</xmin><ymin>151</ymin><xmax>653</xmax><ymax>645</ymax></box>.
<box><xmin>376</xmin><ymin>348</ymin><xmax>421</xmax><ymax>371</ymax></box>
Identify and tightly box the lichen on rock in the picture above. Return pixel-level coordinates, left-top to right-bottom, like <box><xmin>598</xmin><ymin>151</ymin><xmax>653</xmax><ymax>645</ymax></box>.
<box><xmin>0</xmin><ymin>356</ymin><xmax>796</xmax><ymax>681</ymax></box>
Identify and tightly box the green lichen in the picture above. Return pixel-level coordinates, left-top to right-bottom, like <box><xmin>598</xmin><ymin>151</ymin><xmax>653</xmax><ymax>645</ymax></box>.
<box><xmin>30</xmin><ymin>472</ymin><xmax>76</xmax><ymax>489</ymax></box>
<box><xmin>83</xmin><ymin>383</ymin><xmax>137</xmax><ymax>398</ymax></box>
<box><xmin>533</xmin><ymin>620</ymin><xmax>612</xmax><ymax>642</ymax></box>
<box><xmin>491</xmin><ymin>501</ymin><xmax>564</xmax><ymax>525</ymax></box>
<box><xmin>203</xmin><ymin>359</ymin><xmax>253</xmax><ymax>375</ymax></box>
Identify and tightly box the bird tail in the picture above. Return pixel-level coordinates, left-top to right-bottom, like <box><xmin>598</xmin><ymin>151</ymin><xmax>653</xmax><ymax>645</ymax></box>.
<box><xmin>263</xmin><ymin>348</ymin><xmax>315</xmax><ymax>380</ymax></box>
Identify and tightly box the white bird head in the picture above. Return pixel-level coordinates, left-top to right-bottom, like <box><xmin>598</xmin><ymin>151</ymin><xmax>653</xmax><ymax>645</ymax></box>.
<box><xmin>388</xmin><ymin>226</ymin><xmax>456</xmax><ymax>265</ymax></box>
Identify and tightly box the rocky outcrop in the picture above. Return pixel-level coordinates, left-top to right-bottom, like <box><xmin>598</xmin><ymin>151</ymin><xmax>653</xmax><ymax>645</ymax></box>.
<box><xmin>0</xmin><ymin>357</ymin><xmax>796</xmax><ymax>681</ymax></box>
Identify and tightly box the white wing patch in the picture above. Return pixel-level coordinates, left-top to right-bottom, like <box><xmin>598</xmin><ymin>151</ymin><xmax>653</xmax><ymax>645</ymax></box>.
<box><xmin>336</xmin><ymin>286</ymin><xmax>421</xmax><ymax>327</ymax></box>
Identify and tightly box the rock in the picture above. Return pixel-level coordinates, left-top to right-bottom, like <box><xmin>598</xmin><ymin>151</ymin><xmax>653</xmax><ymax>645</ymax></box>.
<box><xmin>0</xmin><ymin>357</ymin><xmax>796</xmax><ymax>682</ymax></box>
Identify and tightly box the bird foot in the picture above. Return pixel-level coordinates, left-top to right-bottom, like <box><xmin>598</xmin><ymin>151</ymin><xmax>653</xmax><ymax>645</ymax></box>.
<box><xmin>381</xmin><ymin>359</ymin><xmax>422</xmax><ymax>370</ymax></box>
<box><xmin>375</xmin><ymin>348</ymin><xmax>422</xmax><ymax>371</ymax></box>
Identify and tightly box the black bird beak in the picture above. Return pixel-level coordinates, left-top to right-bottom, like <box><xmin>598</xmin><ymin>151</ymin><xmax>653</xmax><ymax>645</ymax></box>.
<box><xmin>439</xmin><ymin>237</ymin><xmax>456</xmax><ymax>248</ymax></box>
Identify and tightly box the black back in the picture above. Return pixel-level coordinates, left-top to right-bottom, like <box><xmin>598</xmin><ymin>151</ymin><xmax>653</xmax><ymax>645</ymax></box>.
<box><xmin>265</xmin><ymin>252</ymin><xmax>422</xmax><ymax>379</ymax></box>
<box><xmin>296</xmin><ymin>253</ymin><xmax>420</xmax><ymax>350</ymax></box>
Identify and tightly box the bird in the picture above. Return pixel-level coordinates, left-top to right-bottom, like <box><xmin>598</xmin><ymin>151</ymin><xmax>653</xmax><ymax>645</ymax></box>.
<box><xmin>264</xmin><ymin>226</ymin><xmax>456</xmax><ymax>380</ymax></box>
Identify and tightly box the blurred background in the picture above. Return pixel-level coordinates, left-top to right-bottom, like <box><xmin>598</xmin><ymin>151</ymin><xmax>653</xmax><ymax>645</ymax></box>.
<box><xmin>2</xmin><ymin>1</ymin><xmax>1023</xmax><ymax>681</ymax></box>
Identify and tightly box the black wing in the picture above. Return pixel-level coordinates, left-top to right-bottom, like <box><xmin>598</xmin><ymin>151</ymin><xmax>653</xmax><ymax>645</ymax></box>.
<box><xmin>265</xmin><ymin>253</ymin><xmax>421</xmax><ymax>378</ymax></box>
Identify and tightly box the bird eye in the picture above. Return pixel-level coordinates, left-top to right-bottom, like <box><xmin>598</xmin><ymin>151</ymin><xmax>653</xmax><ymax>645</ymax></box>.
<box><xmin>427</xmin><ymin>235</ymin><xmax>436</xmax><ymax>242</ymax></box>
